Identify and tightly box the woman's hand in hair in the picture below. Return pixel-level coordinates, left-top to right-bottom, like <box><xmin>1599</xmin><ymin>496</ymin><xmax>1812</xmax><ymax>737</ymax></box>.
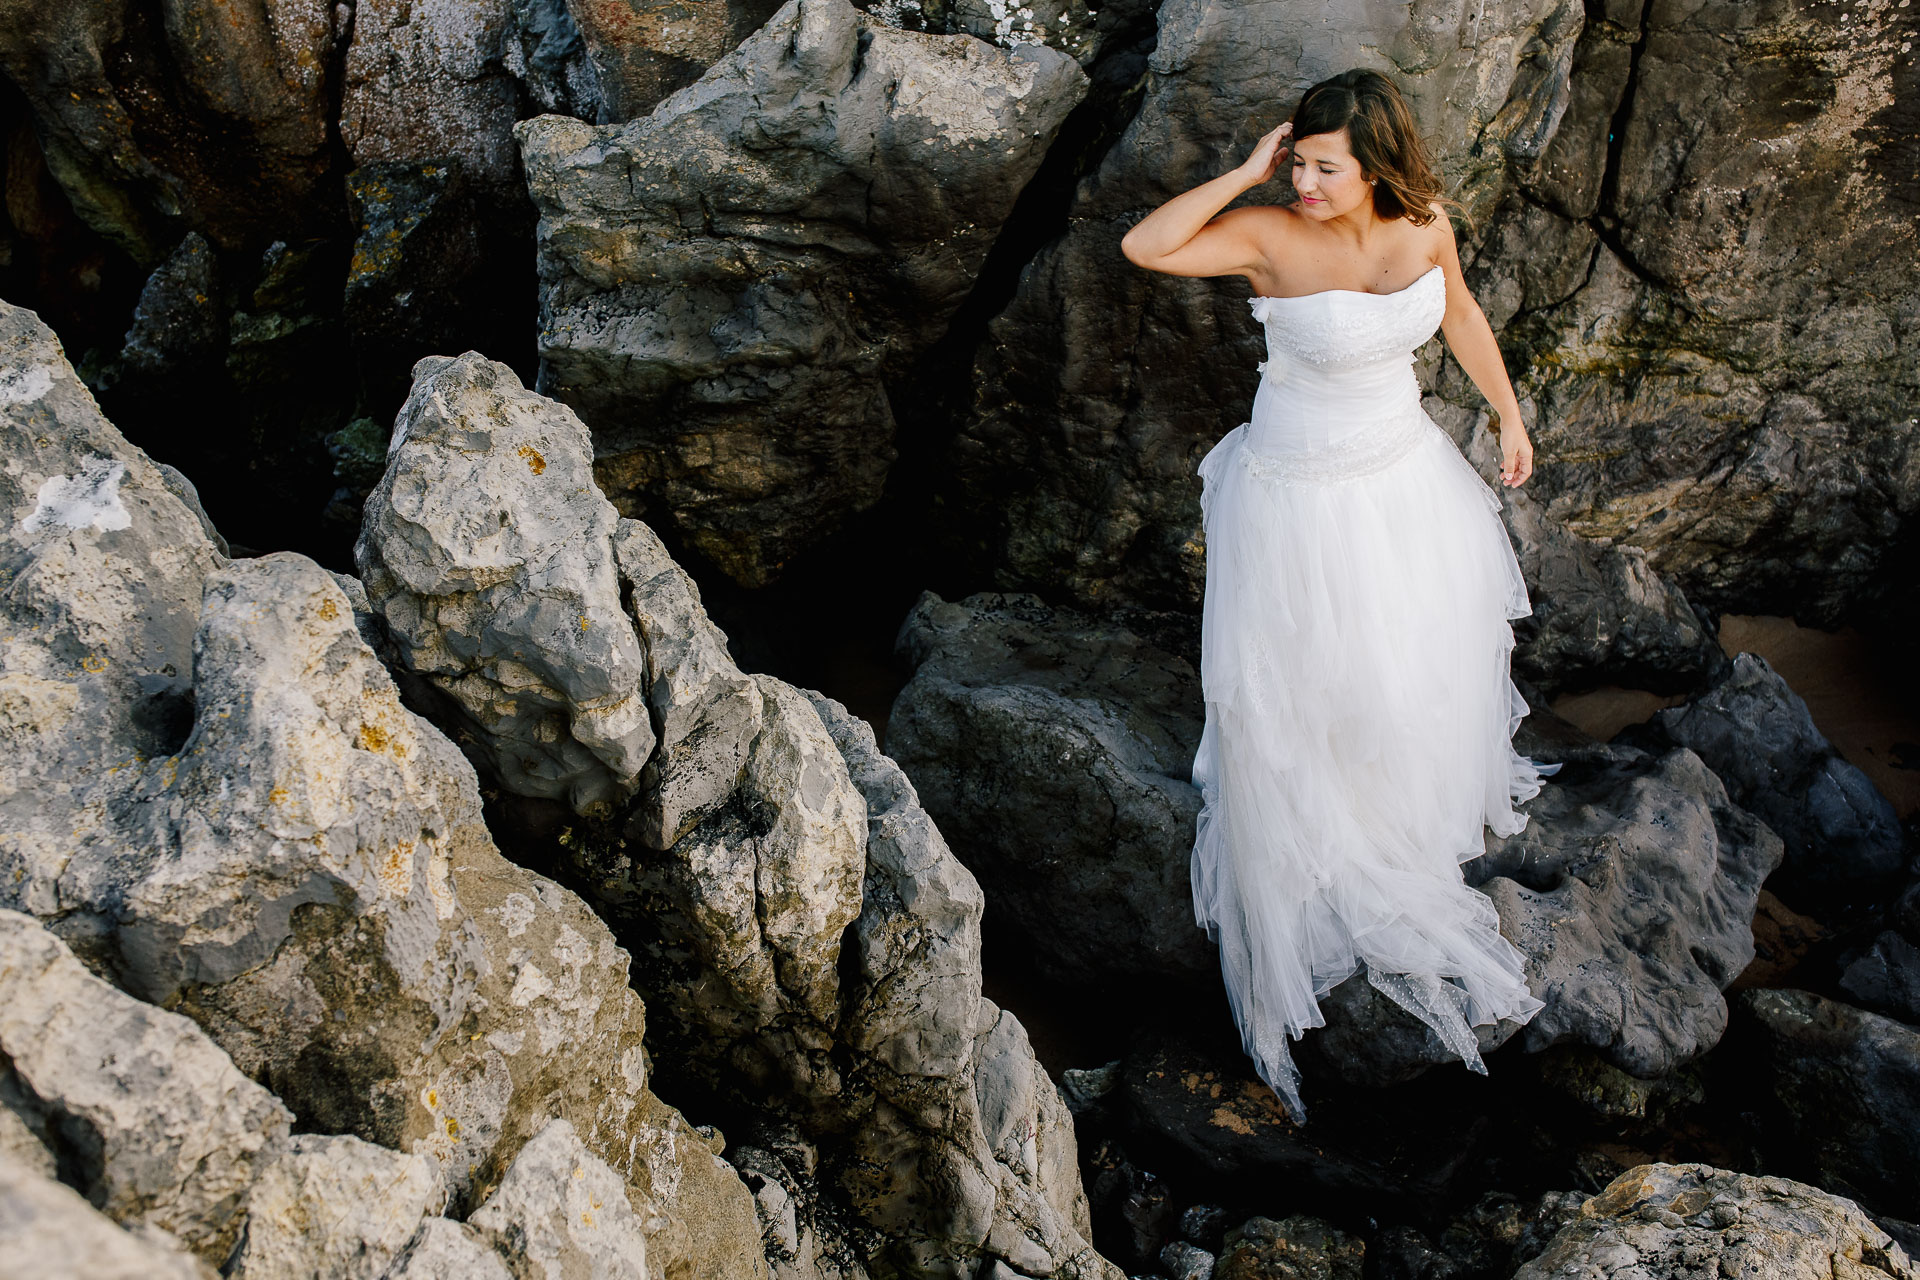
<box><xmin>1236</xmin><ymin>122</ymin><xmax>1294</xmax><ymax>188</ymax></box>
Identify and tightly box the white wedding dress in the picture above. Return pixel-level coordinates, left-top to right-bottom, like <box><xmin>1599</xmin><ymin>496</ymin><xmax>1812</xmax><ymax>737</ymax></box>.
<box><xmin>1189</xmin><ymin>262</ymin><xmax>1559</xmax><ymax>1122</ymax></box>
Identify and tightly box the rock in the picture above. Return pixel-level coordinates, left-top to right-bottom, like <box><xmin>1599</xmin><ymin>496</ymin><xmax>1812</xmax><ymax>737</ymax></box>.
<box><xmin>516</xmin><ymin>0</ymin><xmax>1087</xmax><ymax>587</ymax></box>
<box><xmin>227</xmin><ymin>1135</ymin><xmax>444</xmax><ymax>1280</ymax></box>
<box><xmin>1176</xmin><ymin>1203</ymin><xmax>1232</xmax><ymax>1252</ymax></box>
<box><xmin>1513</xmin><ymin>1163</ymin><xmax>1915</xmax><ymax>1280</ymax></box>
<box><xmin>1463</xmin><ymin>743</ymin><xmax>1784</xmax><ymax>1077</ymax></box>
<box><xmin>728</xmin><ymin>1134</ymin><xmax>875</xmax><ymax>1280</ymax></box>
<box><xmin>1840</xmin><ymin>933</ymin><xmax>1920</xmax><ymax>1027</ymax></box>
<box><xmin>889</xmin><ymin>588</ymin><xmax>1780</xmax><ymax>1088</ymax></box>
<box><xmin>0</xmin><ymin>908</ymin><xmax>292</xmax><ymax>1265</ymax></box>
<box><xmin>503</xmin><ymin>0</ymin><xmax>605</xmax><ymax>122</ymax></box>
<box><xmin>466</xmin><ymin>1118</ymin><xmax>654</xmax><ymax>1280</ymax></box>
<box><xmin>0</xmin><ymin>300</ymin><xmax>766</xmax><ymax>1276</ymax></box>
<box><xmin>1215</xmin><ymin>1215</ymin><xmax>1363</xmax><ymax>1280</ymax></box>
<box><xmin>566</xmin><ymin>0</ymin><xmax>784</xmax><ymax>119</ymax></box>
<box><xmin>1651</xmin><ymin>652</ymin><xmax>1907</xmax><ymax>900</ymax></box>
<box><xmin>0</xmin><ymin>0</ymin><xmax>335</xmax><ymax>261</ymax></box>
<box><xmin>340</xmin><ymin>0</ymin><xmax>523</xmax><ymax>188</ymax></box>
<box><xmin>1437</xmin><ymin>1190</ymin><xmax>1587</xmax><ymax>1278</ymax></box>
<box><xmin>357</xmin><ymin>349</ymin><xmax>658</xmax><ymax>817</ymax></box>
<box><xmin>887</xmin><ymin>591</ymin><xmax>1215</xmax><ymax>988</ymax></box>
<box><xmin>120</xmin><ymin>232</ymin><xmax>225</xmax><ymax>375</ymax></box>
<box><xmin>1161</xmin><ymin>1239</ymin><xmax>1217</xmax><ymax>1280</ymax></box>
<box><xmin>382</xmin><ymin>1218</ymin><xmax>515</xmax><ymax>1280</ymax></box>
<box><xmin>0</xmin><ymin>1147</ymin><xmax>215</xmax><ymax>1280</ymax></box>
<box><xmin>1503</xmin><ymin>488</ymin><xmax>1725</xmax><ymax>696</ymax></box>
<box><xmin>360</xmin><ymin>348</ymin><xmax>1118</xmax><ymax>1276</ymax></box>
<box><xmin>1732</xmin><ymin>989</ymin><xmax>1920</xmax><ymax>1217</ymax></box>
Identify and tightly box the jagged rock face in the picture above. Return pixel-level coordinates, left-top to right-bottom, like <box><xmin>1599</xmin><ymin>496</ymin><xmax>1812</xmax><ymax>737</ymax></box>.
<box><xmin>358</xmin><ymin>351</ymin><xmax>1120</xmax><ymax>1278</ymax></box>
<box><xmin>358</xmin><ymin>351</ymin><xmax>659</xmax><ymax>817</ymax></box>
<box><xmin>0</xmin><ymin>300</ymin><xmax>765</xmax><ymax>1277</ymax></box>
<box><xmin>1514</xmin><ymin>1163</ymin><xmax>1916</xmax><ymax>1280</ymax></box>
<box><xmin>1649</xmin><ymin>651</ymin><xmax>1907</xmax><ymax>900</ymax></box>
<box><xmin>516</xmin><ymin>0</ymin><xmax>1088</xmax><ymax>588</ymax></box>
<box><xmin>1484</xmin><ymin>0</ymin><xmax>1919</xmax><ymax>627</ymax></box>
<box><xmin>0</xmin><ymin>908</ymin><xmax>293</xmax><ymax>1266</ymax></box>
<box><xmin>0</xmin><ymin>0</ymin><xmax>339</xmax><ymax>261</ymax></box>
<box><xmin>567</xmin><ymin>0</ymin><xmax>786</xmax><ymax>119</ymax></box>
<box><xmin>889</xmin><ymin>592</ymin><xmax>1783</xmax><ymax>1088</ymax></box>
<box><xmin>1503</xmin><ymin>487</ymin><xmax>1725</xmax><ymax>696</ymax></box>
<box><xmin>226</xmin><ymin>1134</ymin><xmax>446</xmax><ymax>1279</ymax></box>
<box><xmin>0</xmin><ymin>1147</ymin><xmax>216</xmax><ymax>1280</ymax></box>
<box><xmin>937</xmin><ymin>0</ymin><xmax>1918</xmax><ymax>631</ymax></box>
<box><xmin>1732</xmin><ymin>989</ymin><xmax>1920</xmax><ymax>1218</ymax></box>
<box><xmin>888</xmin><ymin>591</ymin><xmax>1216</xmax><ymax>988</ymax></box>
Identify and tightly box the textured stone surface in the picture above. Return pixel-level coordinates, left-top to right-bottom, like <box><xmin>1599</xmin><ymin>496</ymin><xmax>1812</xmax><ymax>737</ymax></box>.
<box><xmin>228</xmin><ymin>1135</ymin><xmax>444</xmax><ymax>1280</ymax></box>
<box><xmin>0</xmin><ymin>0</ymin><xmax>337</xmax><ymax>260</ymax></box>
<box><xmin>1651</xmin><ymin>651</ymin><xmax>1907</xmax><ymax>898</ymax></box>
<box><xmin>0</xmin><ymin>300</ymin><xmax>765</xmax><ymax>1276</ymax></box>
<box><xmin>567</xmin><ymin>0</ymin><xmax>785</xmax><ymax>119</ymax></box>
<box><xmin>467</xmin><ymin>1118</ymin><xmax>653</xmax><ymax>1280</ymax></box>
<box><xmin>360</xmin><ymin>350</ymin><xmax>1119</xmax><ymax>1277</ymax></box>
<box><xmin>383</xmin><ymin>1218</ymin><xmax>516</xmax><ymax>1280</ymax></box>
<box><xmin>1733</xmin><ymin>989</ymin><xmax>1920</xmax><ymax>1217</ymax></box>
<box><xmin>0</xmin><ymin>909</ymin><xmax>291</xmax><ymax>1264</ymax></box>
<box><xmin>357</xmin><ymin>350</ymin><xmax>657</xmax><ymax>817</ymax></box>
<box><xmin>1214</xmin><ymin>1215</ymin><xmax>1364</xmax><ymax>1280</ymax></box>
<box><xmin>887</xmin><ymin>591</ymin><xmax>1215</xmax><ymax>988</ymax></box>
<box><xmin>517</xmin><ymin>0</ymin><xmax>1087</xmax><ymax>586</ymax></box>
<box><xmin>0</xmin><ymin>1147</ymin><xmax>215</xmax><ymax>1280</ymax></box>
<box><xmin>1514</xmin><ymin>1163</ymin><xmax>1915</xmax><ymax>1280</ymax></box>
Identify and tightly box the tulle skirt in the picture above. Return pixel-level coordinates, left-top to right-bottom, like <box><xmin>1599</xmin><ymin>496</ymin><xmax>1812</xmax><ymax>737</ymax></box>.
<box><xmin>1190</xmin><ymin>406</ymin><xmax>1557</xmax><ymax>1122</ymax></box>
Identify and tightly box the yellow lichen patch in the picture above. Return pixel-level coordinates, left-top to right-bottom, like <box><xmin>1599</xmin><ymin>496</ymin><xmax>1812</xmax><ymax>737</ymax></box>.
<box><xmin>578</xmin><ymin>616</ymin><xmax>589</xmax><ymax>631</ymax></box>
<box><xmin>517</xmin><ymin>445</ymin><xmax>547</xmax><ymax>475</ymax></box>
<box><xmin>79</xmin><ymin>653</ymin><xmax>108</xmax><ymax>673</ymax></box>
<box><xmin>444</xmin><ymin>1116</ymin><xmax>460</xmax><ymax>1137</ymax></box>
<box><xmin>426</xmin><ymin>1089</ymin><xmax>439</xmax><ymax>1108</ymax></box>
<box><xmin>268</xmin><ymin>786</ymin><xmax>289</xmax><ymax>806</ymax></box>
<box><xmin>1210</xmin><ymin>1106</ymin><xmax>1255</xmax><ymax>1136</ymax></box>
<box><xmin>317</xmin><ymin>597</ymin><xmax>340</xmax><ymax>622</ymax></box>
<box><xmin>380</xmin><ymin>841</ymin><xmax>416</xmax><ymax>896</ymax></box>
<box><xmin>359</xmin><ymin>722</ymin><xmax>393</xmax><ymax>754</ymax></box>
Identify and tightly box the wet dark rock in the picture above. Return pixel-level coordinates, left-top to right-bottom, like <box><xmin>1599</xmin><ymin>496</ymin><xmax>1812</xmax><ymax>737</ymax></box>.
<box><xmin>1215</xmin><ymin>1215</ymin><xmax>1364</xmax><ymax>1280</ymax></box>
<box><xmin>888</xmin><ymin>591</ymin><xmax>1214</xmax><ymax>990</ymax></box>
<box><xmin>1731</xmin><ymin>988</ymin><xmax>1920</xmax><ymax>1217</ymax></box>
<box><xmin>1650</xmin><ymin>652</ymin><xmax>1908</xmax><ymax>902</ymax></box>
<box><xmin>1841</xmin><ymin>933</ymin><xmax>1920</xmax><ymax>1028</ymax></box>
<box><xmin>516</xmin><ymin>0</ymin><xmax>1087</xmax><ymax>588</ymax></box>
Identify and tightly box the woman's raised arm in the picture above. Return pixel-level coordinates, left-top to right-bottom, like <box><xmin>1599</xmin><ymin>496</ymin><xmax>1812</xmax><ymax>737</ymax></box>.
<box><xmin>1121</xmin><ymin>123</ymin><xmax>1293</xmax><ymax>281</ymax></box>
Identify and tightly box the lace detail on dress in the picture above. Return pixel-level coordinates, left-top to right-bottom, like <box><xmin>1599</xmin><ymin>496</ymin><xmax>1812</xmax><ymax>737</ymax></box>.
<box><xmin>1249</xmin><ymin>266</ymin><xmax>1447</xmax><ymax>368</ymax></box>
<box><xmin>1241</xmin><ymin>406</ymin><xmax>1435</xmax><ymax>485</ymax></box>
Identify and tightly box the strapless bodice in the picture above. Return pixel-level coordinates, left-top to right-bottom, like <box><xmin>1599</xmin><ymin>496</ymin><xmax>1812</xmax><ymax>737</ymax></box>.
<box><xmin>1242</xmin><ymin>265</ymin><xmax>1449</xmax><ymax>480</ymax></box>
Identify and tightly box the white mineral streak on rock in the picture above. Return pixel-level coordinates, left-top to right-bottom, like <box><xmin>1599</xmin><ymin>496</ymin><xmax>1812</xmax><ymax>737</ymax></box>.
<box><xmin>20</xmin><ymin>456</ymin><xmax>132</xmax><ymax>533</ymax></box>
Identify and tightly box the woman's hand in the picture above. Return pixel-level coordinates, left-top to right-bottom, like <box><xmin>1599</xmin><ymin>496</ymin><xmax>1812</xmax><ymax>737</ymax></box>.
<box><xmin>1236</xmin><ymin>122</ymin><xmax>1293</xmax><ymax>188</ymax></box>
<box><xmin>1498</xmin><ymin>417</ymin><xmax>1535</xmax><ymax>486</ymax></box>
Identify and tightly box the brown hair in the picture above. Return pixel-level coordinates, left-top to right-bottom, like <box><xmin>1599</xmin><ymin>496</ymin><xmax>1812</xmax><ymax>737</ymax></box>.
<box><xmin>1289</xmin><ymin>68</ymin><xmax>1467</xmax><ymax>232</ymax></box>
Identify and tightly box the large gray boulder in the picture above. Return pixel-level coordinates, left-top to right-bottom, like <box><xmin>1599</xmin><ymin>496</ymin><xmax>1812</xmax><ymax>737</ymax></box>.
<box><xmin>226</xmin><ymin>1135</ymin><xmax>445</xmax><ymax>1280</ymax></box>
<box><xmin>516</xmin><ymin>0</ymin><xmax>1088</xmax><ymax>588</ymax></box>
<box><xmin>1733</xmin><ymin>989</ymin><xmax>1920</xmax><ymax>1218</ymax></box>
<box><xmin>1650</xmin><ymin>651</ymin><xmax>1907</xmax><ymax>899</ymax></box>
<box><xmin>0</xmin><ymin>909</ymin><xmax>292</xmax><ymax>1265</ymax></box>
<box><xmin>1514</xmin><ymin>1163</ymin><xmax>1915</xmax><ymax>1280</ymax></box>
<box><xmin>0</xmin><ymin>1147</ymin><xmax>216</xmax><ymax>1280</ymax></box>
<box><xmin>0</xmin><ymin>299</ymin><xmax>766</xmax><ymax>1277</ymax></box>
<box><xmin>887</xmin><ymin>591</ymin><xmax>1216</xmax><ymax>987</ymax></box>
<box><xmin>356</xmin><ymin>351</ymin><xmax>1119</xmax><ymax>1279</ymax></box>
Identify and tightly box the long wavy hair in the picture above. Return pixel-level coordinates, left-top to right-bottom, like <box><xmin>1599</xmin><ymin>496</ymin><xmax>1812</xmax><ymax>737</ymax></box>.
<box><xmin>1289</xmin><ymin>69</ymin><xmax>1466</xmax><ymax>231</ymax></box>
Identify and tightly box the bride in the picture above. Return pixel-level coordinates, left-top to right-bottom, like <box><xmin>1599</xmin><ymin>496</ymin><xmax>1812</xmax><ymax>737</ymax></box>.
<box><xmin>1120</xmin><ymin>67</ymin><xmax>1560</xmax><ymax>1121</ymax></box>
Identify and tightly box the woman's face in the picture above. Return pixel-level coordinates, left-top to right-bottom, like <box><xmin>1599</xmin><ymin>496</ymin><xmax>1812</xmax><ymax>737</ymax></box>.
<box><xmin>1289</xmin><ymin>128</ymin><xmax>1371</xmax><ymax>218</ymax></box>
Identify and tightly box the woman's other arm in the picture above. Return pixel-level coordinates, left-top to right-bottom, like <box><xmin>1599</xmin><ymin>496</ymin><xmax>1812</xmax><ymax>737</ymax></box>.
<box><xmin>1429</xmin><ymin>205</ymin><xmax>1536</xmax><ymax>486</ymax></box>
<box><xmin>1120</xmin><ymin>124</ymin><xmax>1292</xmax><ymax>281</ymax></box>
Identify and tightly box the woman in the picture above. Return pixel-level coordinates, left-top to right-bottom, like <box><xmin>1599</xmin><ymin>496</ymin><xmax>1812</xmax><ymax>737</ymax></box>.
<box><xmin>1121</xmin><ymin>68</ymin><xmax>1559</xmax><ymax>1121</ymax></box>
